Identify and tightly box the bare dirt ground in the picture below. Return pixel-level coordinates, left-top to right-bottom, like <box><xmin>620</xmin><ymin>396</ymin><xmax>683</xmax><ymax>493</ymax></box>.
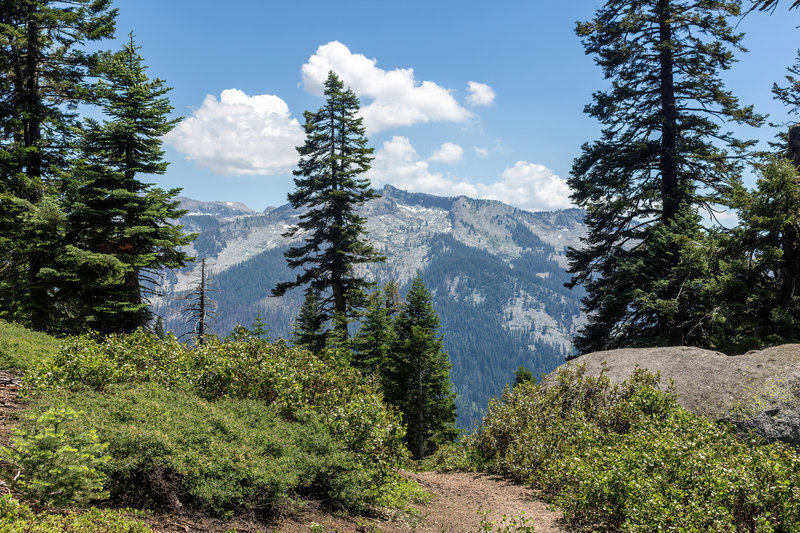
<box><xmin>0</xmin><ymin>371</ymin><xmax>566</xmax><ymax>532</ymax></box>
<box><xmin>145</xmin><ymin>472</ymin><xmax>567</xmax><ymax>533</ymax></box>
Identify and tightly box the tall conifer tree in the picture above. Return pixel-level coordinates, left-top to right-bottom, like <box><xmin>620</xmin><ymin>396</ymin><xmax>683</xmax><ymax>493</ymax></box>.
<box><xmin>352</xmin><ymin>287</ymin><xmax>395</xmax><ymax>374</ymax></box>
<box><xmin>64</xmin><ymin>34</ymin><xmax>193</xmax><ymax>333</ymax></box>
<box><xmin>567</xmin><ymin>0</ymin><xmax>762</xmax><ymax>353</ymax></box>
<box><xmin>384</xmin><ymin>276</ymin><xmax>457</xmax><ymax>459</ymax></box>
<box><xmin>0</xmin><ymin>0</ymin><xmax>116</xmax><ymax>330</ymax></box>
<box><xmin>273</xmin><ymin>71</ymin><xmax>382</xmax><ymax>340</ymax></box>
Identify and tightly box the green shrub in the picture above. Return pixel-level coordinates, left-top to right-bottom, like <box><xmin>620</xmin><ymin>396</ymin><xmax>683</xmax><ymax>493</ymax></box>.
<box><xmin>23</xmin><ymin>329</ymin><xmax>190</xmax><ymax>394</ymax></box>
<box><xmin>23</xmin><ymin>333</ymin><xmax>407</xmax><ymax>491</ymax></box>
<box><xmin>29</xmin><ymin>384</ymin><xmax>393</xmax><ymax>516</ymax></box>
<box><xmin>1</xmin><ymin>407</ymin><xmax>110</xmax><ymax>507</ymax></box>
<box><xmin>0</xmin><ymin>495</ymin><xmax>152</xmax><ymax>532</ymax></box>
<box><xmin>0</xmin><ymin>321</ymin><xmax>61</xmax><ymax>372</ymax></box>
<box><xmin>437</xmin><ymin>364</ymin><xmax>800</xmax><ymax>532</ymax></box>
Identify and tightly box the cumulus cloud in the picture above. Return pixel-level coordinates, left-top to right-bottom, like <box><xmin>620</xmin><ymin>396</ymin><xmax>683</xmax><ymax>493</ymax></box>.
<box><xmin>166</xmin><ymin>89</ymin><xmax>304</xmax><ymax>175</ymax></box>
<box><xmin>466</xmin><ymin>81</ymin><xmax>496</xmax><ymax>106</ymax></box>
<box><xmin>302</xmin><ymin>41</ymin><xmax>473</xmax><ymax>133</ymax></box>
<box><xmin>429</xmin><ymin>142</ymin><xmax>464</xmax><ymax>164</ymax></box>
<box><xmin>369</xmin><ymin>137</ymin><xmax>572</xmax><ymax>211</ymax></box>
<box><xmin>482</xmin><ymin>161</ymin><xmax>573</xmax><ymax>210</ymax></box>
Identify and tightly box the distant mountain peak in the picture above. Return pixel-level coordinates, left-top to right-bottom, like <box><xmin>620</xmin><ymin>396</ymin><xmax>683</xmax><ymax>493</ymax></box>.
<box><xmin>177</xmin><ymin>196</ymin><xmax>255</xmax><ymax>219</ymax></box>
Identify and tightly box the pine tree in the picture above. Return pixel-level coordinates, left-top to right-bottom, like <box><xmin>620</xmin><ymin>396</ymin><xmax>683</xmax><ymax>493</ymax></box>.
<box><xmin>0</xmin><ymin>0</ymin><xmax>116</xmax><ymax>330</ymax></box>
<box><xmin>291</xmin><ymin>289</ymin><xmax>327</xmax><ymax>353</ymax></box>
<box><xmin>712</xmin><ymin>158</ymin><xmax>800</xmax><ymax>350</ymax></box>
<box><xmin>748</xmin><ymin>0</ymin><xmax>800</xmax><ymax>11</ymax></box>
<box><xmin>567</xmin><ymin>0</ymin><xmax>763</xmax><ymax>353</ymax></box>
<box><xmin>64</xmin><ymin>34</ymin><xmax>194</xmax><ymax>333</ymax></box>
<box><xmin>352</xmin><ymin>287</ymin><xmax>395</xmax><ymax>374</ymax></box>
<box><xmin>384</xmin><ymin>276</ymin><xmax>457</xmax><ymax>459</ymax></box>
<box><xmin>273</xmin><ymin>71</ymin><xmax>383</xmax><ymax>341</ymax></box>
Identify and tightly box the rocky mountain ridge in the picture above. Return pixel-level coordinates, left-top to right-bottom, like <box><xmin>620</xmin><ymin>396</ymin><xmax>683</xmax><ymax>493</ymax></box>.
<box><xmin>154</xmin><ymin>186</ymin><xmax>587</xmax><ymax>428</ymax></box>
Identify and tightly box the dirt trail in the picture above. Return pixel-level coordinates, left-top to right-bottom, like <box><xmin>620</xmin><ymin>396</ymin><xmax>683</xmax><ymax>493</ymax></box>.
<box><xmin>0</xmin><ymin>373</ymin><xmax>566</xmax><ymax>532</ymax></box>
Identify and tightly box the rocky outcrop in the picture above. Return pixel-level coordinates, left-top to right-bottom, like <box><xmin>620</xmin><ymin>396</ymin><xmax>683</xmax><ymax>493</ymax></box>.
<box><xmin>549</xmin><ymin>345</ymin><xmax>800</xmax><ymax>445</ymax></box>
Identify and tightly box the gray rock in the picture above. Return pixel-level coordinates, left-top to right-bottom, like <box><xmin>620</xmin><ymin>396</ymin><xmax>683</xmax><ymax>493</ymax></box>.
<box><xmin>547</xmin><ymin>345</ymin><xmax>800</xmax><ymax>445</ymax></box>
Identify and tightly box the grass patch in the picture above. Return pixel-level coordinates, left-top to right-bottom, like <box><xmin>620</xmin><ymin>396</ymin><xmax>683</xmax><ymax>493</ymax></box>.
<box><xmin>435</xmin><ymin>365</ymin><xmax>800</xmax><ymax>532</ymax></box>
<box><xmin>0</xmin><ymin>321</ymin><xmax>61</xmax><ymax>372</ymax></box>
<box><xmin>0</xmin><ymin>495</ymin><xmax>152</xmax><ymax>532</ymax></box>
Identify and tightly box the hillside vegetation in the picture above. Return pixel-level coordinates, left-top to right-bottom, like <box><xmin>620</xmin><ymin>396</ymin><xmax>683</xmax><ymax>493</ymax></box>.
<box><xmin>0</xmin><ymin>322</ymin><xmax>425</xmax><ymax>531</ymax></box>
<box><xmin>435</xmin><ymin>365</ymin><xmax>800</xmax><ymax>532</ymax></box>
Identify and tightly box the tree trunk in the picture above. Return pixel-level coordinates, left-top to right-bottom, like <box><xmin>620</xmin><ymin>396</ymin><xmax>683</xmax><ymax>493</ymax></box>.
<box><xmin>417</xmin><ymin>364</ymin><xmax>425</xmax><ymax>460</ymax></box>
<box><xmin>658</xmin><ymin>0</ymin><xmax>680</xmax><ymax>224</ymax></box>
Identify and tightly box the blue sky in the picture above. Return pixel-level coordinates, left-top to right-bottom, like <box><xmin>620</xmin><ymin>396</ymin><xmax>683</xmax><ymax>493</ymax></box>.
<box><xmin>111</xmin><ymin>1</ymin><xmax>799</xmax><ymax>213</ymax></box>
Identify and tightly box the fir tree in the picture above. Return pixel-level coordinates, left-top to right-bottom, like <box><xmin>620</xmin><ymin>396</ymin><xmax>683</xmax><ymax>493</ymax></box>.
<box><xmin>291</xmin><ymin>289</ymin><xmax>327</xmax><ymax>353</ymax></box>
<box><xmin>0</xmin><ymin>0</ymin><xmax>116</xmax><ymax>330</ymax></box>
<box><xmin>64</xmin><ymin>34</ymin><xmax>194</xmax><ymax>333</ymax></box>
<box><xmin>273</xmin><ymin>71</ymin><xmax>383</xmax><ymax>341</ymax></box>
<box><xmin>352</xmin><ymin>287</ymin><xmax>395</xmax><ymax>374</ymax></box>
<box><xmin>712</xmin><ymin>159</ymin><xmax>800</xmax><ymax>350</ymax></box>
<box><xmin>384</xmin><ymin>276</ymin><xmax>457</xmax><ymax>459</ymax></box>
<box><xmin>748</xmin><ymin>0</ymin><xmax>800</xmax><ymax>11</ymax></box>
<box><xmin>567</xmin><ymin>0</ymin><xmax>762</xmax><ymax>353</ymax></box>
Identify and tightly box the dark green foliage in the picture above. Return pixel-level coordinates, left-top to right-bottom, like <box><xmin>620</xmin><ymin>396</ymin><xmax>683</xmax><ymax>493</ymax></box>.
<box><xmin>0</xmin><ymin>0</ymin><xmax>116</xmax><ymax>331</ymax></box>
<box><xmin>63</xmin><ymin>35</ymin><xmax>193</xmax><ymax>334</ymax></box>
<box><xmin>273</xmin><ymin>71</ymin><xmax>383</xmax><ymax>339</ymax></box>
<box><xmin>30</xmin><ymin>386</ymin><xmax>376</xmax><ymax>515</ymax></box>
<box><xmin>384</xmin><ymin>276</ymin><xmax>457</xmax><ymax>459</ymax></box>
<box><xmin>22</xmin><ymin>330</ymin><xmax>407</xmax><ymax>514</ymax></box>
<box><xmin>352</xmin><ymin>287</ymin><xmax>395</xmax><ymax>374</ymax></box>
<box><xmin>291</xmin><ymin>289</ymin><xmax>327</xmax><ymax>352</ymax></box>
<box><xmin>709</xmin><ymin>159</ymin><xmax>800</xmax><ymax>351</ymax></box>
<box><xmin>567</xmin><ymin>0</ymin><xmax>763</xmax><ymax>353</ymax></box>
<box><xmin>513</xmin><ymin>365</ymin><xmax>533</xmax><ymax>386</ymax></box>
<box><xmin>436</xmin><ymin>366</ymin><xmax>800</xmax><ymax>532</ymax></box>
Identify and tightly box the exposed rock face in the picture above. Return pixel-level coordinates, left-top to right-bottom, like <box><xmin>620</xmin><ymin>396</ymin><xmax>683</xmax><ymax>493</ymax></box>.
<box><xmin>155</xmin><ymin>186</ymin><xmax>587</xmax><ymax>430</ymax></box>
<box><xmin>548</xmin><ymin>345</ymin><xmax>800</xmax><ymax>445</ymax></box>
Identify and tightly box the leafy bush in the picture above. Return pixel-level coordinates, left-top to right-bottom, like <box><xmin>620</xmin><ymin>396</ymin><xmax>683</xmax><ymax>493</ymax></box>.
<box><xmin>23</xmin><ymin>329</ymin><xmax>190</xmax><ymax>394</ymax></box>
<box><xmin>0</xmin><ymin>495</ymin><xmax>152</xmax><ymax>532</ymax></box>
<box><xmin>1</xmin><ymin>407</ymin><xmax>110</xmax><ymax>507</ymax></box>
<box><xmin>436</xmin><ymin>365</ymin><xmax>800</xmax><ymax>532</ymax></box>
<box><xmin>24</xmin><ymin>332</ymin><xmax>406</xmax><ymax>483</ymax></box>
<box><xmin>0</xmin><ymin>320</ymin><xmax>61</xmax><ymax>372</ymax></box>
<box><xmin>29</xmin><ymin>385</ymin><xmax>380</xmax><ymax>515</ymax></box>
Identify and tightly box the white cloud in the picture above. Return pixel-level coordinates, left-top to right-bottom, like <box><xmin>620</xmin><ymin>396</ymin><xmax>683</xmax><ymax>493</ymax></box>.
<box><xmin>466</xmin><ymin>81</ymin><xmax>496</xmax><ymax>106</ymax></box>
<box><xmin>166</xmin><ymin>89</ymin><xmax>304</xmax><ymax>176</ymax></box>
<box><xmin>429</xmin><ymin>142</ymin><xmax>464</xmax><ymax>164</ymax></box>
<box><xmin>482</xmin><ymin>161</ymin><xmax>573</xmax><ymax>211</ymax></box>
<box><xmin>474</xmin><ymin>146</ymin><xmax>489</xmax><ymax>157</ymax></box>
<box><xmin>370</xmin><ymin>137</ymin><xmax>572</xmax><ymax>211</ymax></box>
<box><xmin>369</xmin><ymin>137</ymin><xmax>477</xmax><ymax>198</ymax></box>
<box><xmin>302</xmin><ymin>41</ymin><xmax>473</xmax><ymax>133</ymax></box>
